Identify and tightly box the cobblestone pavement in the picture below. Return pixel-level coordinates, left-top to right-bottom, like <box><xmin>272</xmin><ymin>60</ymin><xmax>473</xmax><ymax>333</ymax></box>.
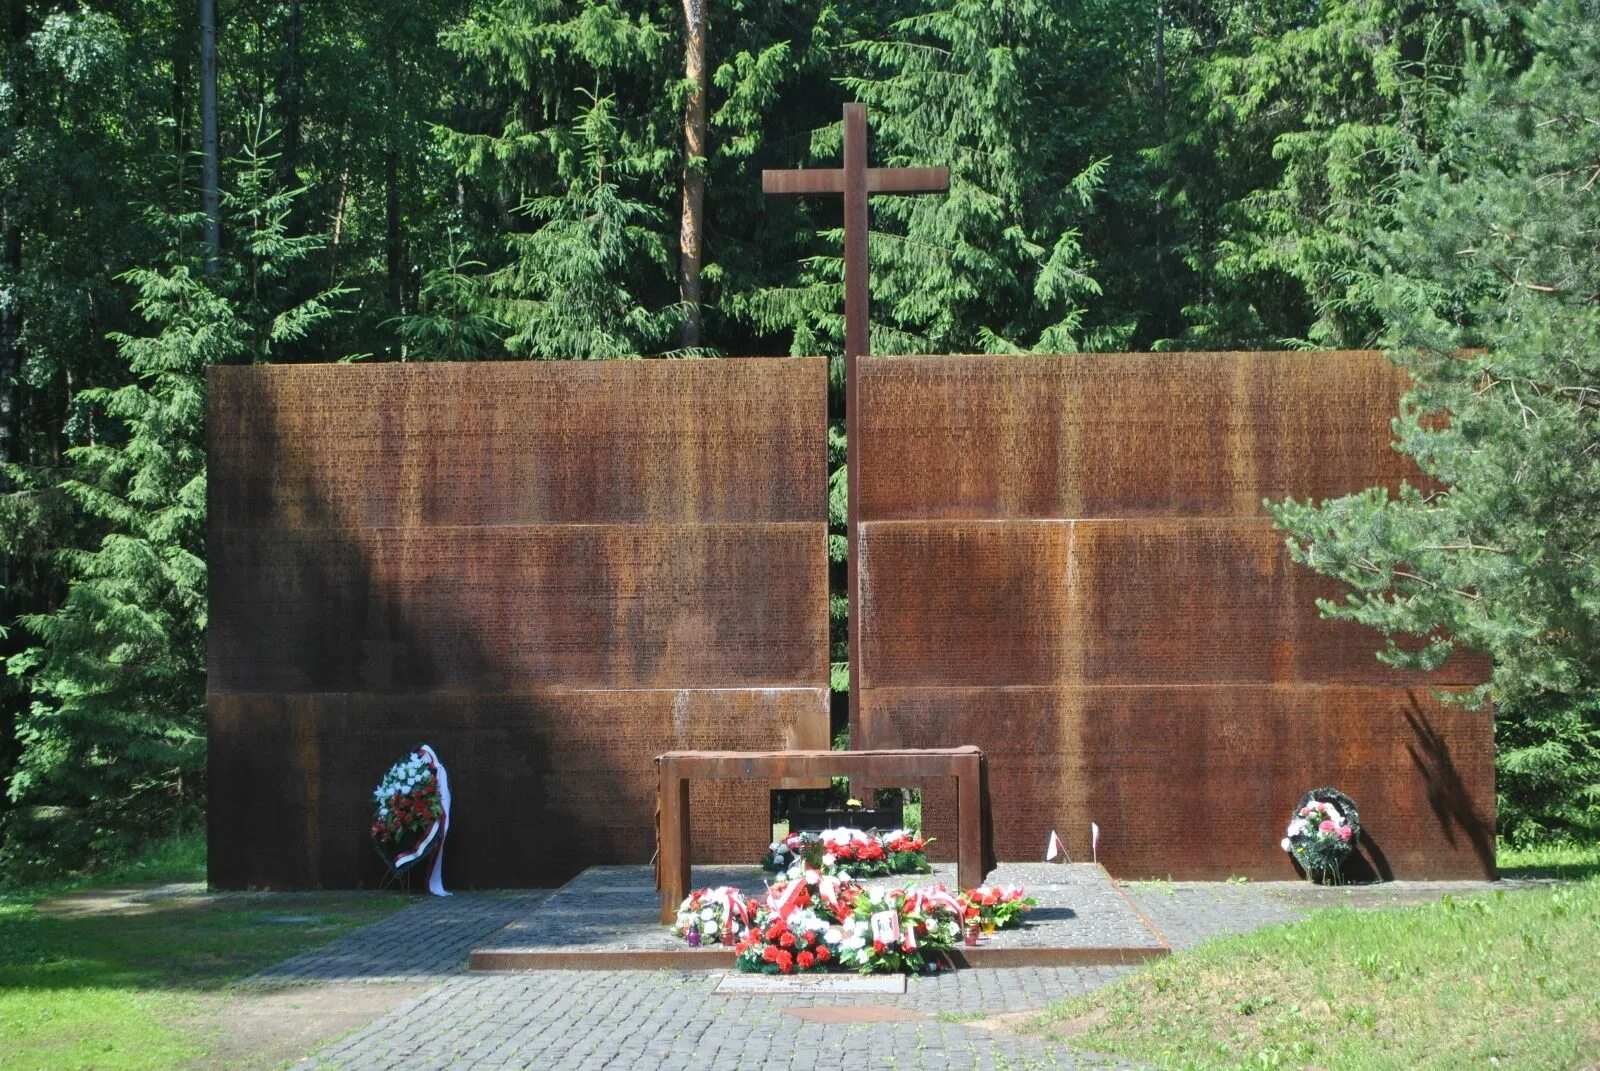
<box><xmin>301</xmin><ymin>968</ymin><xmax>1134</xmax><ymax>1071</ymax></box>
<box><xmin>286</xmin><ymin>876</ymin><xmax>1514</xmax><ymax>1069</ymax></box>
<box><xmin>245</xmin><ymin>891</ymin><xmax>552</xmax><ymax>985</ymax></box>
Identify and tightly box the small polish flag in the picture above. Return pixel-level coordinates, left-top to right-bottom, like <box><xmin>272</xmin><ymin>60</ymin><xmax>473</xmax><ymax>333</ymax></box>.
<box><xmin>1045</xmin><ymin>830</ymin><xmax>1066</xmax><ymax>862</ymax></box>
<box><xmin>1091</xmin><ymin>822</ymin><xmax>1101</xmax><ymax>863</ymax></box>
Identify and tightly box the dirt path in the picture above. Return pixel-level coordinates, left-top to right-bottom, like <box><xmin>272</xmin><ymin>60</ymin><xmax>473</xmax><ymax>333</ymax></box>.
<box><xmin>180</xmin><ymin>982</ymin><xmax>431</xmax><ymax>1070</ymax></box>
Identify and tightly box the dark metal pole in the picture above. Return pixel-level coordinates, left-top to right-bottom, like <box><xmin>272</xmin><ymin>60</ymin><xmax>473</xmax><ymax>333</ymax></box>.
<box><xmin>199</xmin><ymin>0</ymin><xmax>220</xmax><ymax>274</ymax></box>
<box><xmin>842</xmin><ymin>103</ymin><xmax>868</xmax><ymax>747</ymax></box>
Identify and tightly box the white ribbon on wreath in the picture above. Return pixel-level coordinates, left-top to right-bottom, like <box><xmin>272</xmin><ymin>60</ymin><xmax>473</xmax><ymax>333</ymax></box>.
<box><xmin>391</xmin><ymin>744</ymin><xmax>452</xmax><ymax>896</ymax></box>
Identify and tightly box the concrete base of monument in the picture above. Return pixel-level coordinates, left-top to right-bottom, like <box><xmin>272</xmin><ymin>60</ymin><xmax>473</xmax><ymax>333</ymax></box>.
<box><xmin>467</xmin><ymin>862</ymin><xmax>1170</xmax><ymax>971</ymax></box>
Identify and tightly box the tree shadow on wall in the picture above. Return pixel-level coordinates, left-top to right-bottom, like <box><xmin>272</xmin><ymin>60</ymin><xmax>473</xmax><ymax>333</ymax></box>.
<box><xmin>206</xmin><ymin>367</ymin><xmax>640</xmax><ymax>892</ymax></box>
<box><xmin>1404</xmin><ymin>693</ymin><xmax>1495</xmax><ymax>877</ymax></box>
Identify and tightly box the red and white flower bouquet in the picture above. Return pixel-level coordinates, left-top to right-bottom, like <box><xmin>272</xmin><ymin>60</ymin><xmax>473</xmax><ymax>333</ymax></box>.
<box><xmin>961</xmin><ymin>884</ymin><xmax>1036</xmax><ymax>931</ymax></box>
<box><xmin>673</xmin><ymin>886</ymin><xmax>755</xmax><ymax>948</ymax></box>
<box><xmin>734</xmin><ymin>907</ymin><xmax>838</xmax><ymax>974</ymax></box>
<box><xmin>832</xmin><ymin>884</ymin><xmax>962</xmax><ymax>974</ymax></box>
<box><xmin>760</xmin><ymin>827</ymin><xmax>932</xmax><ymax>879</ymax></box>
<box><xmin>702</xmin><ymin>864</ymin><xmax>1027</xmax><ymax>975</ymax></box>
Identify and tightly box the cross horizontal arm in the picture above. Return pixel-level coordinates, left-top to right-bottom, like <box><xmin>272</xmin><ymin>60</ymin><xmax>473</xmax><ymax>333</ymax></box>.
<box><xmin>762</xmin><ymin>166</ymin><xmax>949</xmax><ymax>197</ymax></box>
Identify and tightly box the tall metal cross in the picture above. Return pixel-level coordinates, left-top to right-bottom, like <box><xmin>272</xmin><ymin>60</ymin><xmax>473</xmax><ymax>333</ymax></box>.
<box><xmin>763</xmin><ymin>103</ymin><xmax>948</xmax><ymax>740</ymax></box>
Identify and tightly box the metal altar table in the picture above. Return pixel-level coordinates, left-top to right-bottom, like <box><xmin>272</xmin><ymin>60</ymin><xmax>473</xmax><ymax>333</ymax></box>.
<box><xmin>654</xmin><ymin>746</ymin><xmax>995</xmax><ymax>922</ymax></box>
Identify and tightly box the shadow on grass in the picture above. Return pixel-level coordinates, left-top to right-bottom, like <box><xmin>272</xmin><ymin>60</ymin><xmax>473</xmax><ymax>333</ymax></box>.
<box><xmin>0</xmin><ymin>890</ymin><xmax>413</xmax><ymax>994</ymax></box>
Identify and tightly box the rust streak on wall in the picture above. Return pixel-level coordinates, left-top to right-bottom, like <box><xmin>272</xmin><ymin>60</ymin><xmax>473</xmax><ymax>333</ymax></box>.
<box><xmin>856</xmin><ymin>352</ymin><xmax>1495</xmax><ymax>880</ymax></box>
<box><xmin>208</xmin><ymin>359</ymin><xmax>830</xmax><ymax>890</ymax></box>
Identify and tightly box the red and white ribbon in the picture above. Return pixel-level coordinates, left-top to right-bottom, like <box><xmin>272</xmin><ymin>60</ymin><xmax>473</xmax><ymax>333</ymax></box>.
<box><xmin>706</xmin><ymin>886</ymin><xmax>751</xmax><ymax>938</ymax></box>
<box><xmin>765</xmin><ymin>875</ymin><xmax>808</xmax><ymax>919</ymax></box>
<box><xmin>815</xmin><ymin>874</ymin><xmax>847</xmax><ymax>914</ymax></box>
<box><xmin>392</xmin><ymin>745</ymin><xmax>452</xmax><ymax>896</ymax></box>
<box><xmin>907</xmin><ymin>885</ymin><xmax>965</xmax><ymax>920</ymax></box>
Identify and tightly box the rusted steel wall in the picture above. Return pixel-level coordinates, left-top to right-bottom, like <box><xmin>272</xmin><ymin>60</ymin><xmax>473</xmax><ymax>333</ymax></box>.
<box><xmin>856</xmin><ymin>352</ymin><xmax>1495</xmax><ymax>879</ymax></box>
<box><xmin>208</xmin><ymin>360</ymin><xmax>830</xmax><ymax>889</ymax></box>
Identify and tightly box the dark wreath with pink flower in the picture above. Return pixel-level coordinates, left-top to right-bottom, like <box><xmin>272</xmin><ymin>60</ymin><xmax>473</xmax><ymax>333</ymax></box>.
<box><xmin>1281</xmin><ymin>787</ymin><xmax>1360</xmax><ymax>876</ymax></box>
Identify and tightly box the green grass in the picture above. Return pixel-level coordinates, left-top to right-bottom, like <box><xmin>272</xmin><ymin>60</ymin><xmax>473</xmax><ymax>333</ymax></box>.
<box><xmin>0</xmin><ymin>829</ymin><xmax>210</xmax><ymax>900</ymax></box>
<box><xmin>902</xmin><ymin>798</ymin><xmax>922</xmax><ymax>832</ymax></box>
<box><xmin>0</xmin><ymin>830</ymin><xmax>414</xmax><ymax>1071</ymax></box>
<box><xmin>1497</xmin><ymin>837</ymin><xmax>1600</xmax><ymax>880</ymax></box>
<box><xmin>1024</xmin><ymin>879</ymin><xmax>1600</xmax><ymax>1070</ymax></box>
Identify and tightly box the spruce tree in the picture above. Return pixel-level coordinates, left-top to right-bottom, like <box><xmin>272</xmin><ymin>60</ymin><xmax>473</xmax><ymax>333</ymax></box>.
<box><xmin>432</xmin><ymin>0</ymin><xmax>682</xmax><ymax>358</ymax></box>
<box><xmin>1152</xmin><ymin>0</ymin><xmax>1490</xmax><ymax>349</ymax></box>
<box><xmin>2</xmin><ymin>128</ymin><xmax>344</xmax><ymax>877</ymax></box>
<box><xmin>1269</xmin><ymin>0</ymin><xmax>1600</xmax><ymax>840</ymax></box>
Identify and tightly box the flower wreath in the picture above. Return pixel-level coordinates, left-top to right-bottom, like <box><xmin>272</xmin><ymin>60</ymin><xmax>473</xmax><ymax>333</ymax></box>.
<box><xmin>370</xmin><ymin>745</ymin><xmax>452</xmax><ymax>894</ymax></box>
<box><xmin>1281</xmin><ymin>787</ymin><xmax>1360</xmax><ymax>878</ymax></box>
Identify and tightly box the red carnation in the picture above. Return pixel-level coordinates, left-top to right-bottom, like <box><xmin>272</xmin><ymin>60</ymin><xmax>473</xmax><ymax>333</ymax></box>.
<box><xmin>815</xmin><ymin>946</ymin><xmax>831</xmax><ymax>963</ymax></box>
<box><xmin>872</xmin><ymin>940</ymin><xmax>886</xmax><ymax>954</ymax></box>
<box><xmin>765</xmin><ymin>923</ymin><xmax>783</xmax><ymax>941</ymax></box>
<box><xmin>779</xmin><ymin>932</ymin><xmax>795</xmax><ymax>949</ymax></box>
<box><xmin>796</xmin><ymin>951</ymin><xmax>815</xmax><ymax>970</ymax></box>
<box><xmin>776</xmin><ymin>950</ymin><xmax>794</xmax><ymax>973</ymax></box>
<box><xmin>762</xmin><ymin>945</ymin><xmax>779</xmax><ymax>963</ymax></box>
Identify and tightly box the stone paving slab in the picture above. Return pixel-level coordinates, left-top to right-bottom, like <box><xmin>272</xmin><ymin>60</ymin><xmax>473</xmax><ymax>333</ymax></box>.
<box><xmin>715</xmin><ymin>973</ymin><xmax>907</xmax><ymax>994</ymax></box>
<box><xmin>471</xmin><ymin>863</ymin><xmax>1163</xmax><ymax>971</ymax></box>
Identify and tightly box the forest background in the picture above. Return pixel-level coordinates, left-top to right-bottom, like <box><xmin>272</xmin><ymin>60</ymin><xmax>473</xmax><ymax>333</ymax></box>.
<box><xmin>0</xmin><ymin>0</ymin><xmax>1595</xmax><ymax>878</ymax></box>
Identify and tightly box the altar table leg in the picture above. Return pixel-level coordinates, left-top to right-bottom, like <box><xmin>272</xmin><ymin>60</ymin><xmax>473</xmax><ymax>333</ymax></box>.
<box><xmin>658</xmin><ymin>764</ymin><xmax>692</xmax><ymax>923</ymax></box>
<box><xmin>955</xmin><ymin>760</ymin><xmax>986</xmax><ymax>890</ymax></box>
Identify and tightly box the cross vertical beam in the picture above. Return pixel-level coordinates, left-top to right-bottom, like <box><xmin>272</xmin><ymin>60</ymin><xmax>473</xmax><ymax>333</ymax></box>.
<box><xmin>841</xmin><ymin>103</ymin><xmax>869</xmax><ymax>756</ymax></box>
<box><xmin>762</xmin><ymin>103</ymin><xmax>948</xmax><ymax>756</ymax></box>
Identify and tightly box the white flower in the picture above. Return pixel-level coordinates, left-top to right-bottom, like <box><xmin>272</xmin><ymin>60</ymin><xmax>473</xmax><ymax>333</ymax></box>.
<box><xmin>1281</xmin><ymin>837</ymin><xmax>1293</xmax><ymax>852</ymax></box>
<box><xmin>823</xmin><ymin>926</ymin><xmax>843</xmax><ymax>944</ymax></box>
<box><xmin>822</xmin><ymin>853</ymin><xmax>837</xmax><ymax>867</ymax></box>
